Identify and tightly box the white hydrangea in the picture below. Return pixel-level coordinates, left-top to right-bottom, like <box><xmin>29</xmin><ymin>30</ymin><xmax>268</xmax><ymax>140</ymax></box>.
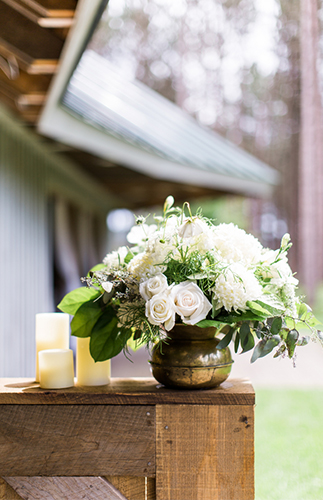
<box><xmin>213</xmin><ymin>263</ymin><xmax>262</xmax><ymax>312</ymax></box>
<box><xmin>127</xmin><ymin>252</ymin><xmax>166</xmax><ymax>281</ymax></box>
<box><xmin>103</xmin><ymin>246</ymin><xmax>128</xmax><ymax>270</ymax></box>
<box><xmin>211</xmin><ymin>223</ymin><xmax>263</xmax><ymax>267</ymax></box>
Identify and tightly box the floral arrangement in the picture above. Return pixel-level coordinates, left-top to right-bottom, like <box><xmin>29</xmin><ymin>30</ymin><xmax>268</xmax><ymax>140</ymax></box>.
<box><xmin>58</xmin><ymin>196</ymin><xmax>322</xmax><ymax>364</ymax></box>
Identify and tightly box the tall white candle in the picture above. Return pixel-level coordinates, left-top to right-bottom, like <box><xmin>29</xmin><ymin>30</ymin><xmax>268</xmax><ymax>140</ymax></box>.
<box><xmin>35</xmin><ymin>313</ymin><xmax>69</xmax><ymax>382</ymax></box>
<box><xmin>39</xmin><ymin>349</ymin><xmax>74</xmax><ymax>389</ymax></box>
<box><xmin>76</xmin><ymin>337</ymin><xmax>110</xmax><ymax>386</ymax></box>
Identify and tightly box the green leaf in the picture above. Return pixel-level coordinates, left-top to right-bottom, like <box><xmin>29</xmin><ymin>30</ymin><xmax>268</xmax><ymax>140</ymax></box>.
<box><xmin>217</xmin><ymin>311</ymin><xmax>267</xmax><ymax>324</ymax></box>
<box><xmin>297</xmin><ymin>303</ymin><xmax>308</xmax><ymax>319</ymax></box>
<box><xmin>240</xmin><ymin>323</ymin><xmax>251</xmax><ymax>344</ymax></box>
<box><xmin>286</xmin><ymin>329</ymin><xmax>299</xmax><ymax>357</ymax></box>
<box><xmin>70</xmin><ymin>300</ymin><xmax>103</xmax><ymax>338</ymax></box>
<box><xmin>234</xmin><ymin>332</ymin><xmax>240</xmax><ymax>353</ymax></box>
<box><xmin>197</xmin><ymin>319</ymin><xmax>224</xmax><ymax>329</ymax></box>
<box><xmin>251</xmin><ymin>336</ymin><xmax>280</xmax><ymax>363</ymax></box>
<box><xmin>241</xmin><ymin>332</ymin><xmax>255</xmax><ymax>353</ymax></box>
<box><xmin>270</xmin><ymin>317</ymin><xmax>283</xmax><ymax>335</ymax></box>
<box><xmin>216</xmin><ymin>328</ymin><xmax>235</xmax><ymax>350</ymax></box>
<box><xmin>87</xmin><ymin>263</ymin><xmax>106</xmax><ymax>276</ymax></box>
<box><xmin>90</xmin><ymin>312</ymin><xmax>132</xmax><ymax>361</ymax></box>
<box><xmin>58</xmin><ymin>287</ymin><xmax>101</xmax><ymax>315</ymax></box>
<box><xmin>124</xmin><ymin>251</ymin><xmax>134</xmax><ymax>264</ymax></box>
<box><xmin>256</xmin><ymin>298</ymin><xmax>285</xmax><ymax>316</ymax></box>
<box><xmin>247</xmin><ymin>301</ymin><xmax>271</xmax><ymax>316</ymax></box>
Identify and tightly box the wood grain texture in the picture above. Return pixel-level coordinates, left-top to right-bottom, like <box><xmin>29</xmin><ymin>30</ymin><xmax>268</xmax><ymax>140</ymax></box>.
<box><xmin>0</xmin><ymin>0</ymin><xmax>74</xmax><ymax>27</ymax></box>
<box><xmin>0</xmin><ymin>405</ymin><xmax>155</xmax><ymax>477</ymax></box>
<box><xmin>0</xmin><ymin>3</ymin><xmax>63</xmax><ymax>69</ymax></box>
<box><xmin>0</xmin><ymin>378</ymin><xmax>255</xmax><ymax>406</ymax></box>
<box><xmin>156</xmin><ymin>404</ymin><xmax>254</xmax><ymax>500</ymax></box>
<box><xmin>106</xmin><ymin>476</ymin><xmax>156</xmax><ymax>500</ymax></box>
<box><xmin>3</xmin><ymin>477</ymin><xmax>129</xmax><ymax>500</ymax></box>
<box><xmin>20</xmin><ymin>0</ymin><xmax>77</xmax><ymax>17</ymax></box>
<box><xmin>0</xmin><ymin>478</ymin><xmax>23</xmax><ymax>500</ymax></box>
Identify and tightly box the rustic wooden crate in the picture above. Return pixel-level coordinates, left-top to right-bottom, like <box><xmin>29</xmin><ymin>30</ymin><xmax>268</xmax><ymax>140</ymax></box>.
<box><xmin>0</xmin><ymin>377</ymin><xmax>255</xmax><ymax>500</ymax></box>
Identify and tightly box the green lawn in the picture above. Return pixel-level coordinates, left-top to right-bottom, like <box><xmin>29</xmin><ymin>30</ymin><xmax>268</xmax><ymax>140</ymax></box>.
<box><xmin>255</xmin><ymin>389</ymin><xmax>323</xmax><ymax>500</ymax></box>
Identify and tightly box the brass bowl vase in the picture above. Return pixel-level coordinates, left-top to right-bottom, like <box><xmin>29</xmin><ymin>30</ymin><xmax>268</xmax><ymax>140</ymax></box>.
<box><xmin>149</xmin><ymin>324</ymin><xmax>233</xmax><ymax>389</ymax></box>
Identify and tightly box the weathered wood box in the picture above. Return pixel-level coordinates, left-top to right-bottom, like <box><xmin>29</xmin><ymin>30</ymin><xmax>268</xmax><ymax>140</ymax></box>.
<box><xmin>0</xmin><ymin>378</ymin><xmax>254</xmax><ymax>500</ymax></box>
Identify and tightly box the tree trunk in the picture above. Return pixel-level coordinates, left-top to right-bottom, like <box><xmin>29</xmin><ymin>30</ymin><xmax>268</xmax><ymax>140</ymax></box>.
<box><xmin>299</xmin><ymin>0</ymin><xmax>323</xmax><ymax>300</ymax></box>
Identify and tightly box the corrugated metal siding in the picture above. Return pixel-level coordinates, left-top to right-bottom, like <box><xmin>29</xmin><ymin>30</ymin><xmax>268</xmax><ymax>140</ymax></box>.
<box><xmin>0</xmin><ymin>117</ymin><xmax>53</xmax><ymax>377</ymax></box>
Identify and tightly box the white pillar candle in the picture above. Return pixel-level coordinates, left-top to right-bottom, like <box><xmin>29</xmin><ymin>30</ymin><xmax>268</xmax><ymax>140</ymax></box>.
<box><xmin>39</xmin><ymin>349</ymin><xmax>74</xmax><ymax>389</ymax></box>
<box><xmin>35</xmin><ymin>313</ymin><xmax>70</xmax><ymax>382</ymax></box>
<box><xmin>76</xmin><ymin>337</ymin><xmax>111</xmax><ymax>386</ymax></box>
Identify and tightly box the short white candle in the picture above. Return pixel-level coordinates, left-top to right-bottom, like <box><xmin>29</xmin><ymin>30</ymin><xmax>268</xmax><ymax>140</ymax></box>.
<box><xmin>39</xmin><ymin>349</ymin><xmax>74</xmax><ymax>389</ymax></box>
<box><xmin>76</xmin><ymin>337</ymin><xmax>110</xmax><ymax>386</ymax></box>
<box><xmin>35</xmin><ymin>313</ymin><xmax>70</xmax><ymax>382</ymax></box>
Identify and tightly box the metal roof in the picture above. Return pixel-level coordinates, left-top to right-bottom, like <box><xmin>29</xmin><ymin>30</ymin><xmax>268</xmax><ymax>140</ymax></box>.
<box><xmin>61</xmin><ymin>49</ymin><xmax>279</xmax><ymax>197</ymax></box>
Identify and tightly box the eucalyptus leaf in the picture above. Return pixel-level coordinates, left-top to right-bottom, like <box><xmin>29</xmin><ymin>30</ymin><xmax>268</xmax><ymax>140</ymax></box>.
<box><xmin>251</xmin><ymin>336</ymin><xmax>280</xmax><ymax>362</ymax></box>
<box><xmin>216</xmin><ymin>328</ymin><xmax>235</xmax><ymax>350</ymax></box>
<box><xmin>241</xmin><ymin>332</ymin><xmax>255</xmax><ymax>353</ymax></box>
<box><xmin>58</xmin><ymin>287</ymin><xmax>101</xmax><ymax>315</ymax></box>
<box><xmin>270</xmin><ymin>317</ymin><xmax>283</xmax><ymax>335</ymax></box>
<box><xmin>240</xmin><ymin>323</ymin><xmax>251</xmax><ymax>344</ymax></box>
<box><xmin>286</xmin><ymin>329</ymin><xmax>299</xmax><ymax>357</ymax></box>
<box><xmin>234</xmin><ymin>332</ymin><xmax>240</xmax><ymax>353</ymax></box>
<box><xmin>70</xmin><ymin>300</ymin><xmax>103</xmax><ymax>338</ymax></box>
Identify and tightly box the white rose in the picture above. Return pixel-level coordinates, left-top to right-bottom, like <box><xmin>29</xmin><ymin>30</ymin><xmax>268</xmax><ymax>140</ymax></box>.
<box><xmin>145</xmin><ymin>292</ymin><xmax>175</xmax><ymax>331</ymax></box>
<box><xmin>178</xmin><ymin>217</ymin><xmax>209</xmax><ymax>239</ymax></box>
<box><xmin>171</xmin><ymin>281</ymin><xmax>212</xmax><ymax>325</ymax></box>
<box><xmin>140</xmin><ymin>274</ymin><xmax>168</xmax><ymax>301</ymax></box>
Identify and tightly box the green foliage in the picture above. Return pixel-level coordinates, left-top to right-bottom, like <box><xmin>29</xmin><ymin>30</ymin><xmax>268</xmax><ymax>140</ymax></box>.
<box><xmin>58</xmin><ymin>287</ymin><xmax>101</xmax><ymax>315</ymax></box>
<box><xmin>90</xmin><ymin>307</ymin><xmax>132</xmax><ymax>361</ymax></box>
<box><xmin>70</xmin><ymin>300</ymin><xmax>103</xmax><ymax>338</ymax></box>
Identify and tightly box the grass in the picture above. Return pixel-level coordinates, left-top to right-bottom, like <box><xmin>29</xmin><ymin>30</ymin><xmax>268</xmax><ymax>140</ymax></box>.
<box><xmin>255</xmin><ymin>389</ymin><xmax>323</xmax><ymax>500</ymax></box>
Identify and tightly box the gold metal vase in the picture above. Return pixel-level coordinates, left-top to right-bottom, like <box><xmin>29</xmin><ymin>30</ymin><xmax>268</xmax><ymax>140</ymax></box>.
<box><xmin>149</xmin><ymin>324</ymin><xmax>233</xmax><ymax>389</ymax></box>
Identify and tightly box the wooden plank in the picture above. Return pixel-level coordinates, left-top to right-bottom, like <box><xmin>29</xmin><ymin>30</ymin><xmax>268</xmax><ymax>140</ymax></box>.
<box><xmin>0</xmin><ymin>478</ymin><xmax>23</xmax><ymax>500</ymax></box>
<box><xmin>0</xmin><ymin>405</ymin><xmax>155</xmax><ymax>477</ymax></box>
<box><xmin>0</xmin><ymin>378</ymin><xmax>255</xmax><ymax>406</ymax></box>
<box><xmin>0</xmin><ymin>78</ymin><xmax>46</xmax><ymax>105</ymax></box>
<box><xmin>3</xmin><ymin>477</ymin><xmax>129</xmax><ymax>500</ymax></box>
<box><xmin>156</xmin><ymin>404</ymin><xmax>254</xmax><ymax>500</ymax></box>
<box><xmin>106</xmin><ymin>476</ymin><xmax>156</xmax><ymax>500</ymax></box>
<box><xmin>0</xmin><ymin>0</ymin><xmax>74</xmax><ymax>27</ymax></box>
<box><xmin>20</xmin><ymin>0</ymin><xmax>77</xmax><ymax>18</ymax></box>
<box><xmin>0</xmin><ymin>3</ymin><xmax>63</xmax><ymax>73</ymax></box>
<box><xmin>0</xmin><ymin>68</ymin><xmax>51</xmax><ymax>94</ymax></box>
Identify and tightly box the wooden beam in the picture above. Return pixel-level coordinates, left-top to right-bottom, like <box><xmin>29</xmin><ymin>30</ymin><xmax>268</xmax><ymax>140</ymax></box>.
<box><xmin>0</xmin><ymin>478</ymin><xmax>23</xmax><ymax>500</ymax></box>
<box><xmin>0</xmin><ymin>2</ymin><xmax>63</xmax><ymax>73</ymax></box>
<box><xmin>0</xmin><ymin>78</ymin><xmax>46</xmax><ymax>106</ymax></box>
<box><xmin>20</xmin><ymin>0</ymin><xmax>77</xmax><ymax>18</ymax></box>
<box><xmin>0</xmin><ymin>404</ymin><xmax>155</xmax><ymax>477</ymax></box>
<box><xmin>3</xmin><ymin>477</ymin><xmax>129</xmax><ymax>500</ymax></box>
<box><xmin>106</xmin><ymin>476</ymin><xmax>156</xmax><ymax>500</ymax></box>
<box><xmin>0</xmin><ymin>0</ymin><xmax>74</xmax><ymax>27</ymax></box>
<box><xmin>0</xmin><ymin>68</ymin><xmax>51</xmax><ymax>93</ymax></box>
<box><xmin>0</xmin><ymin>377</ymin><xmax>256</xmax><ymax>406</ymax></box>
<box><xmin>156</xmin><ymin>404</ymin><xmax>254</xmax><ymax>500</ymax></box>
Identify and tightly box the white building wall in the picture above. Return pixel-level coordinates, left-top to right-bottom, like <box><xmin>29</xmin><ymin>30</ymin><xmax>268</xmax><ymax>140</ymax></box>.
<box><xmin>0</xmin><ymin>105</ymin><xmax>115</xmax><ymax>377</ymax></box>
